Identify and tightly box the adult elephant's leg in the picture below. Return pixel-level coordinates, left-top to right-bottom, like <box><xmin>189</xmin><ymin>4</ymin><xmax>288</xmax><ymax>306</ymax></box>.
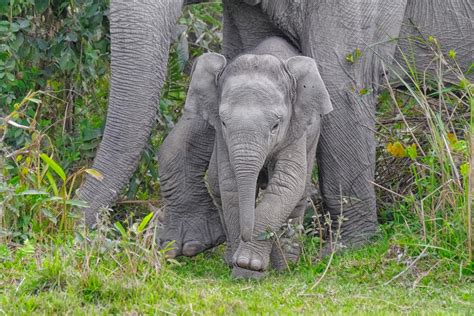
<box><xmin>157</xmin><ymin>112</ymin><xmax>225</xmax><ymax>257</ymax></box>
<box><xmin>78</xmin><ymin>0</ymin><xmax>186</xmax><ymax>226</ymax></box>
<box><xmin>302</xmin><ymin>1</ymin><xmax>407</xmax><ymax>249</ymax></box>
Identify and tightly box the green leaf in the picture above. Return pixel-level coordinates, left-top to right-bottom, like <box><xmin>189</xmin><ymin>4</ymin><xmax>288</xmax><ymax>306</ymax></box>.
<box><xmin>18</xmin><ymin>240</ymin><xmax>35</xmax><ymax>257</ymax></box>
<box><xmin>85</xmin><ymin>168</ymin><xmax>103</xmax><ymax>181</ymax></box>
<box><xmin>114</xmin><ymin>222</ymin><xmax>128</xmax><ymax>238</ymax></box>
<box><xmin>40</xmin><ymin>153</ymin><xmax>66</xmax><ymax>181</ymax></box>
<box><xmin>29</xmin><ymin>98</ymin><xmax>42</xmax><ymax>104</ymax></box>
<box><xmin>359</xmin><ymin>88</ymin><xmax>371</xmax><ymax>96</ymax></box>
<box><xmin>43</xmin><ymin>196</ymin><xmax>63</xmax><ymax>203</ymax></box>
<box><xmin>10</xmin><ymin>22</ymin><xmax>20</xmax><ymax>33</ymax></box>
<box><xmin>406</xmin><ymin>144</ymin><xmax>418</xmax><ymax>160</ymax></box>
<box><xmin>460</xmin><ymin>163</ymin><xmax>469</xmax><ymax>177</ymax></box>
<box><xmin>16</xmin><ymin>190</ymin><xmax>49</xmax><ymax>196</ymax></box>
<box><xmin>448</xmin><ymin>49</ymin><xmax>456</xmax><ymax>60</ymax></box>
<box><xmin>354</xmin><ymin>48</ymin><xmax>362</xmax><ymax>59</ymax></box>
<box><xmin>42</xmin><ymin>208</ymin><xmax>58</xmax><ymax>224</ymax></box>
<box><xmin>35</xmin><ymin>0</ymin><xmax>50</xmax><ymax>14</ymax></box>
<box><xmin>5</xmin><ymin>72</ymin><xmax>15</xmax><ymax>81</ymax></box>
<box><xmin>138</xmin><ymin>212</ymin><xmax>154</xmax><ymax>233</ymax></box>
<box><xmin>18</xmin><ymin>19</ymin><xmax>30</xmax><ymax>30</ymax></box>
<box><xmin>0</xmin><ymin>0</ymin><xmax>9</xmax><ymax>14</ymax></box>
<box><xmin>0</xmin><ymin>21</ymin><xmax>9</xmax><ymax>33</ymax></box>
<box><xmin>256</xmin><ymin>231</ymin><xmax>273</xmax><ymax>241</ymax></box>
<box><xmin>65</xmin><ymin>199</ymin><xmax>89</xmax><ymax>208</ymax></box>
<box><xmin>45</xmin><ymin>171</ymin><xmax>59</xmax><ymax>196</ymax></box>
<box><xmin>345</xmin><ymin>53</ymin><xmax>354</xmax><ymax>64</ymax></box>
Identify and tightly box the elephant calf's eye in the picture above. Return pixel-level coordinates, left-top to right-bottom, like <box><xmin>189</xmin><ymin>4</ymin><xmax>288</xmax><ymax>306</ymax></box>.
<box><xmin>221</xmin><ymin>121</ymin><xmax>226</xmax><ymax>128</ymax></box>
<box><xmin>271</xmin><ymin>121</ymin><xmax>279</xmax><ymax>134</ymax></box>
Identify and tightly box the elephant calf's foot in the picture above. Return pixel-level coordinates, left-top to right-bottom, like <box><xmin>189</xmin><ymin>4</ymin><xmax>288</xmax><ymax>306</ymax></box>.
<box><xmin>157</xmin><ymin>207</ymin><xmax>226</xmax><ymax>258</ymax></box>
<box><xmin>232</xmin><ymin>241</ymin><xmax>271</xmax><ymax>272</ymax></box>
<box><xmin>270</xmin><ymin>238</ymin><xmax>301</xmax><ymax>271</ymax></box>
<box><xmin>231</xmin><ymin>266</ymin><xmax>266</xmax><ymax>279</ymax></box>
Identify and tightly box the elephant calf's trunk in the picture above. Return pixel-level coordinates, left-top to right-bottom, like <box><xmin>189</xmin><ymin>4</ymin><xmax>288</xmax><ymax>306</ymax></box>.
<box><xmin>232</xmin><ymin>153</ymin><xmax>265</xmax><ymax>242</ymax></box>
<box><xmin>236</xmin><ymin>173</ymin><xmax>258</xmax><ymax>242</ymax></box>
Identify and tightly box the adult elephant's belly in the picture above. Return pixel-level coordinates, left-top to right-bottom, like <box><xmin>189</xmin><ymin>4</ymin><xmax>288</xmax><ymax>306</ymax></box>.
<box><xmin>395</xmin><ymin>0</ymin><xmax>474</xmax><ymax>82</ymax></box>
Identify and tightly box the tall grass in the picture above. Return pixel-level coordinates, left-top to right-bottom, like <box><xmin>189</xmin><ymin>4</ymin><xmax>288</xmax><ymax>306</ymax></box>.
<box><xmin>375</xmin><ymin>37</ymin><xmax>472</xmax><ymax>267</ymax></box>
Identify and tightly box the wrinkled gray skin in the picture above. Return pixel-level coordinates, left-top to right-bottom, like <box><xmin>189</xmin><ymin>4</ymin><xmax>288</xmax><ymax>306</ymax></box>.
<box><xmin>184</xmin><ymin>37</ymin><xmax>332</xmax><ymax>276</ymax></box>
<box><xmin>79</xmin><ymin>0</ymin><xmax>473</xmax><ymax>273</ymax></box>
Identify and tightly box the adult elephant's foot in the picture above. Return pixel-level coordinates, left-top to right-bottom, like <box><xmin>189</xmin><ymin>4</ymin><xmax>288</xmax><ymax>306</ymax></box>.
<box><xmin>157</xmin><ymin>207</ymin><xmax>226</xmax><ymax>258</ymax></box>
<box><xmin>321</xmin><ymin>195</ymin><xmax>379</xmax><ymax>251</ymax></box>
<box><xmin>317</xmin><ymin>227</ymin><xmax>379</xmax><ymax>259</ymax></box>
<box><xmin>270</xmin><ymin>237</ymin><xmax>301</xmax><ymax>271</ymax></box>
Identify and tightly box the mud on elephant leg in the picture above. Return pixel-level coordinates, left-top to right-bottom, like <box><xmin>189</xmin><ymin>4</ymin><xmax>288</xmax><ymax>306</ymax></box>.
<box><xmin>157</xmin><ymin>111</ymin><xmax>225</xmax><ymax>258</ymax></box>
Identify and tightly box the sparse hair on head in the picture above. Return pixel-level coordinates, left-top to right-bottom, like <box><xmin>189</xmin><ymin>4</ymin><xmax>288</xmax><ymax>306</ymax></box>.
<box><xmin>217</xmin><ymin>54</ymin><xmax>296</xmax><ymax>104</ymax></box>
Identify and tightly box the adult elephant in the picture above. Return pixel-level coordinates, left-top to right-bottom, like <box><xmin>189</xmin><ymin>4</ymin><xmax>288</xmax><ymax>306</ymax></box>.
<box><xmin>79</xmin><ymin>0</ymin><xmax>473</xmax><ymax>259</ymax></box>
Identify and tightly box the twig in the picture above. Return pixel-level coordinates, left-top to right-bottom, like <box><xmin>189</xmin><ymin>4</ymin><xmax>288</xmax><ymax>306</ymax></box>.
<box><xmin>117</xmin><ymin>199</ymin><xmax>161</xmax><ymax>205</ymax></box>
<box><xmin>308</xmin><ymin>246</ymin><xmax>335</xmax><ymax>291</ymax></box>
<box><xmin>274</xmin><ymin>235</ymin><xmax>291</xmax><ymax>272</ymax></box>
<box><xmin>369</xmin><ymin>180</ymin><xmax>406</xmax><ymax>199</ymax></box>
<box><xmin>383</xmin><ymin>246</ymin><xmax>428</xmax><ymax>286</ymax></box>
<box><xmin>307</xmin><ymin>186</ymin><xmax>345</xmax><ymax>292</ymax></box>
<box><xmin>468</xmin><ymin>131</ymin><xmax>473</xmax><ymax>262</ymax></box>
<box><xmin>411</xmin><ymin>260</ymin><xmax>440</xmax><ymax>289</ymax></box>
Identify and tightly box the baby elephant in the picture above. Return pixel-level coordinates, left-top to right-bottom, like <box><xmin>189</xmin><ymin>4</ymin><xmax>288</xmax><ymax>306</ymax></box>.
<box><xmin>184</xmin><ymin>37</ymin><xmax>332</xmax><ymax>277</ymax></box>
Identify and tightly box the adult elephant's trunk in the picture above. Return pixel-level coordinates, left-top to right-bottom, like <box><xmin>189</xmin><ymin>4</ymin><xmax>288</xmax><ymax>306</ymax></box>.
<box><xmin>228</xmin><ymin>134</ymin><xmax>267</xmax><ymax>242</ymax></box>
<box><xmin>79</xmin><ymin>0</ymin><xmax>184</xmax><ymax>227</ymax></box>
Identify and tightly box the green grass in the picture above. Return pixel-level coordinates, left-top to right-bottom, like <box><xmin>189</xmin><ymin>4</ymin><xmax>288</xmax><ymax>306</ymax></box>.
<box><xmin>1</xmin><ymin>229</ymin><xmax>472</xmax><ymax>314</ymax></box>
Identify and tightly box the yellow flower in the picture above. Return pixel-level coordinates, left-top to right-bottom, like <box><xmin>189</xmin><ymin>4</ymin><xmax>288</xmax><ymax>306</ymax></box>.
<box><xmin>386</xmin><ymin>141</ymin><xmax>406</xmax><ymax>158</ymax></box>
<box><xmin>447</xmin><ymin>133</ymin><xmax>457</xmax><ymax>146</ymax></box>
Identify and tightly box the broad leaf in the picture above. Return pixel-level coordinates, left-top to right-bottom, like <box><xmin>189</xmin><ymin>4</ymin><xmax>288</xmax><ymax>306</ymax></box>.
<box><xmin>85</xmin><ymin>168</ymin><xmax>104</xmax><ymax>181</ymax></box>
<box><xmin>138</xmin><ymin>212</ymin><xmax>154</xmax><ymax>233</ymax></box>
<box><xmin>65</xmin><ymin>199</ymin><xmax>89</xmax><ymax>208</ymax></box>
<box><xmin>40</xmin><ymin>153</ymin><xmax>66</xmax><ymax>181</ymax></box>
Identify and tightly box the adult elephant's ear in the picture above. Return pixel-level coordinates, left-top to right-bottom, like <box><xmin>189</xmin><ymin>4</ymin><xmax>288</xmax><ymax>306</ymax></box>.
<box><xmin>286</xmin><ymin>56</ymin><xmax>332</xmax><ymax>139</ymax></box>
<box><xmin>184</xmin><ymin>53</ymin><xmax>226</xmax><ymax>128</ymax></box>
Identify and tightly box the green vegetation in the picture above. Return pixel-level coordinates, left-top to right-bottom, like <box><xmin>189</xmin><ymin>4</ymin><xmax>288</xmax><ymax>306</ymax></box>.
<box><xmin>1</xmin><ymin>231</ymin><xmax>472</xmax><ymax>314</ymax></box>
<box><xmin>0</xmin><ymin>1</ymin><xmax>472</xmax><ymax>314</ymax></box>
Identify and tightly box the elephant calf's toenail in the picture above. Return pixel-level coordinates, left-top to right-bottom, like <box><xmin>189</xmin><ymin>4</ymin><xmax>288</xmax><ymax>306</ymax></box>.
<box><xmin>236</xmin><ymin>256</ymin><xmax>250</xmax><ymax>268</ymax></box>
<box><xmin>250</xmin><ymin>258</ymin><xmax>262</xmax><ymax>271</ymax></box>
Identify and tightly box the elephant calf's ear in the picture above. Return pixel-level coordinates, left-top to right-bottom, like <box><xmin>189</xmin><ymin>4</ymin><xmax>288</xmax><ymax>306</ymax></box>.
<box><xmin>184</xmin><ymin>53</ymin><xmax>227</xmax><ymax>127</ymax></box>
<box><xmin>286</xmin><ymin>56</ymin><xmax>333</xmax><ymax>138</ymax></box>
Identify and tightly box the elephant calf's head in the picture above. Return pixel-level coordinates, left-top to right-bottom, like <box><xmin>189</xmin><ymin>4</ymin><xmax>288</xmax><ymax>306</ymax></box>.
<box><xmin>185</xmin><ymin>52</ymin><xmax>332</xmax><ymax>242</ymax></box>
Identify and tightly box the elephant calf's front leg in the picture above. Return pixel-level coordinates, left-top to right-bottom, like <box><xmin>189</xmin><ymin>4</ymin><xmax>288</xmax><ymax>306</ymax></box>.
<box><xmin>232</xmin><ymin>141</ymin><xmax>307</xmax><ymax>277</ymax></box>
